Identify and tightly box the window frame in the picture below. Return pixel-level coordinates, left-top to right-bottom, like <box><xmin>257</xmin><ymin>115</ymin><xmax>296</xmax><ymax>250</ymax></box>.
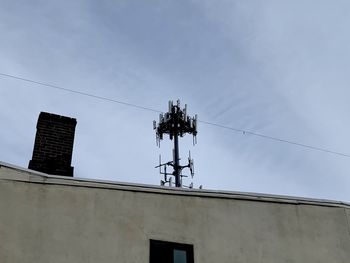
<box><xmin>149</xmin><ymin>239</ymin><xmax>194</xmax><ymax>263</ymax></box>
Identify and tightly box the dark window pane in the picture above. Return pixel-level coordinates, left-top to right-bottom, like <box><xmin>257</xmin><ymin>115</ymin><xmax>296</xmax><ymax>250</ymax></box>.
<box><xmin>174</xmin><ymin>249</ymin><xmax>187</xmax><ymax>263</ymax></box>
<box><xmin>150</xmin><ymin>240</ymin><xmax>172</xmax><ymax>263</ymax></box>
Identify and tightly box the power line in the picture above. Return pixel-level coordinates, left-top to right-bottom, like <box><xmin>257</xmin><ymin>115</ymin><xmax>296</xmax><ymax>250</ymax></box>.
<box><xmin>199</xmin><ymin>120</ymin><xmax>350</xmax><ymax>158</ymax></box>
<box><xmin>1</xmin><ymin>72</ymin><xmax>350</xmax><ymax>158</ymax></box>
<box><xmin>0</xmin><ymin>73</ymin><xmax>161</xmax><ymax>113</ymax></box>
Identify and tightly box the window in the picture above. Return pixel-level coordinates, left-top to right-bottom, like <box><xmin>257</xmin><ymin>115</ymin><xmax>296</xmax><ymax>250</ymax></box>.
<box><xmin>150</xmin><ymin>240</ymin><xmax>194</xmax><ymax>263</ymax></box>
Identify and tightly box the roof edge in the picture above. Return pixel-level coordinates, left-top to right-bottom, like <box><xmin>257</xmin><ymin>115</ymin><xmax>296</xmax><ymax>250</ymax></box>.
<box><xmin>1</xmin><ymin>161</ymin><xmax>349</xmax><ymax>208</ymax></box>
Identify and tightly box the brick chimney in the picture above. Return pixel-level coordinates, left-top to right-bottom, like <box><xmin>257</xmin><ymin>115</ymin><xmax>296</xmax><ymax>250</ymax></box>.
<box><xmin>28</xmin><ymin>112</ymin><xmax>77</xmax><ymax>177</ymax></box>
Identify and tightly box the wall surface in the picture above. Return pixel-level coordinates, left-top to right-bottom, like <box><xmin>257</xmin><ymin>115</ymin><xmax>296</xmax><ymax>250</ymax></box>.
<box><xmin>0</xmin><ymin>164</ymin><xmax>349</xmax><ymax>263</ymax></box>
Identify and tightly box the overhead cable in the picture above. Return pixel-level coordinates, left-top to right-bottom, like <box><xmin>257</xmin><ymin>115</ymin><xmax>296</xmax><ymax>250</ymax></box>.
<box><xmin>0</xmin><ymin>73</ymin><xmax>161</xmax><ymax>113</ymax></box>
<box><xmin>1</xmin><ymin>72</ymin><xmax>349</xmax><ymax>158</ymax></box>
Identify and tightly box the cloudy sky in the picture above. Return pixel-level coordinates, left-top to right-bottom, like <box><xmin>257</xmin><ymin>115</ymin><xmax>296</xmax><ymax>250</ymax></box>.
<box><xmin>1</xmin><ymin>0</ymin><xmax>350</xmax><ymax>202</ymax></box>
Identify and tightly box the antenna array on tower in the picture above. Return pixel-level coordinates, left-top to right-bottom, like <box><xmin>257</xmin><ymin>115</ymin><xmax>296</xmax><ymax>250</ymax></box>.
<box><xmin>153</xmin><ymin>100</ymin><xmax>198</xmax><ymax>188</ymax></box>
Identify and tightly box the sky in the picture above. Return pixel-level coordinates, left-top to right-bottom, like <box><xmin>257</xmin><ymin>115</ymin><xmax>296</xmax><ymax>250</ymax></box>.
<box><xmin>1</xmin><ymin>0</ymin><xmax>350</xmax><ymax>202</ymax></box>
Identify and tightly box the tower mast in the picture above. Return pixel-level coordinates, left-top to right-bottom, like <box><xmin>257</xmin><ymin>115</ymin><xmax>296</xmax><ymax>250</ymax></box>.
<box><xmin>154</xmin><ymin>100</ymin><xmax>197</xmax><ymax>187</ymax></box>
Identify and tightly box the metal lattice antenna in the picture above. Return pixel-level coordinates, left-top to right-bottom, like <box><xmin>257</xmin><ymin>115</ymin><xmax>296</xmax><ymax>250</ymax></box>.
<box><xmin>153</xmin><ymin>100</ymin><xmax>198</xmax><ymax>187</ymax></box>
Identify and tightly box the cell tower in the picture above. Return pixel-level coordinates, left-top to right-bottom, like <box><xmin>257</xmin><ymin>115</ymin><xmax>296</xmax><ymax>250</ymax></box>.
<box><xmin>153</xmin><ymin>100</ymin><xmax>198</xmax><ymax>188</ymax></box>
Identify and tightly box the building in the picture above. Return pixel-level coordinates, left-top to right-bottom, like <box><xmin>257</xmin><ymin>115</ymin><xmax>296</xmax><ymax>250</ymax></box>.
<box><xmin>0</xmin><ymin>161</ymin><xmax>349</xmax><ymax>262</ymax></box>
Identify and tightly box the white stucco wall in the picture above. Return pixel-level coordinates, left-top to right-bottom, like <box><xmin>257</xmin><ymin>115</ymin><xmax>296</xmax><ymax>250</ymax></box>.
<box><xmin>0</xmin><ymin>163</ymin><xmax>349</xmax><ymax>263</ymax></box>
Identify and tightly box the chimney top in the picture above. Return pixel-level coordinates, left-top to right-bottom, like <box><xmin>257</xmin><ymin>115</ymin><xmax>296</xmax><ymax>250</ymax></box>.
<box><xmin>28</xmin><ymin>112</ymin><xmax>77</xmax><ymax>177</ymax></box>
<box><xmin>37</xmin><ymin>112</ymin><xmax>77</xmax><ymax>125</ymax></box>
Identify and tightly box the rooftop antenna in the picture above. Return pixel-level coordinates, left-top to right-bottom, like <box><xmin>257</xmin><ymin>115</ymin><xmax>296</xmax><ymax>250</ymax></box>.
<box><xmin>154</xmin><ymin>100</ymin><xmax>198</xmax><ymax>187</ymax></box>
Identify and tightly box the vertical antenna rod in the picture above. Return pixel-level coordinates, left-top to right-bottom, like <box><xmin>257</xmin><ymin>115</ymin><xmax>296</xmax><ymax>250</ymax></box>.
<box><xmin>154</xmin><ymin>100</ymin><xmax>198</xmax><ymax>187</ymax></box>
<box><xmin>173</xmin><ymin>131</ymin><xmax>180</xmax><ymax>186</ymax></box>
